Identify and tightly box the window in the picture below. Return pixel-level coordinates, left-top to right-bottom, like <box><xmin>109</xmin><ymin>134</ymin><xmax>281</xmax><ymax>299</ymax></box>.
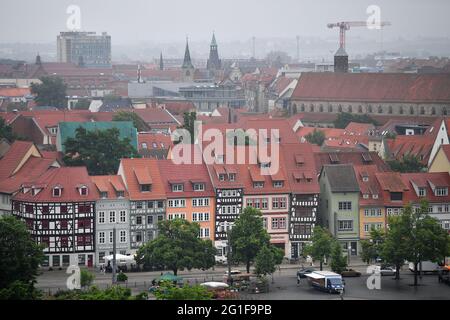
<box><xmin>52</xmin><ymin>255</ymin><xmax>60</xmax><ymax>267</ymax></box>
<box><xmin>261</xmin><ymin>198</ymin><xmax>268</xmax><ymax>210</ymax></box>
<box><xmin>273</xmin><ymin>181</ymin><xmax>284</xmax><ymax>188</ymax></box>
<box><xmin>53</xmin><ymin>187</ymin><xmax>61</xmax><ymax>197</ymax></box>
<box><xmin>272</xmin><ymin>217</ymin><xmax>286</xmax><ymax>229</ymax></box>
<box><xmin>141</xmin><ymin>184</ymin><xmax>151</xmax><ymax>192</ymax></box>
<box><xmin>98</xmin><ymin>212</ymin><xmax>105</xmax><ymax>224</ymax></box>
<box><xmin>192</xmin><ymin>198</ymin><xmax>209</xmax><ymax>207</ymax></box>
<box><xmin>172</xmin><ymin>184</ymin><xmax>184</xmax><ymax>192</ymax></box>
<box><xmin>158</xmin><ymin>215</ymin><xmax>163</xmax><ymax>221</ymax></box>
<box><xmin>435</xmin><ymin>187</ymin><xmax>448</xmax><ymax>196</ymax></box>
<box><xmin>199</xmin><ymin>228</ymin><xmax>210</xmax><ymax>238</ymax></box>
<box><xmin>120</xmin><ymin>211</ymin><xmax>126</xmax><ymax>223</ymax></box>
<box><xmin>253</xmin><ymin>182</ymin><xmax>264</xmax><ymax>188</ymax></box>
<box><xmin>99</xmin><ymin>232</ymin><xmax>105</xmax><ymax>244</ymax></box>
<box><xmin>136</xmin><ymin>216</ymin><xmax>142</xmax><ymax>225</ymax></box>
<box><xmin>109</xmin><ymin>231</ymin><xmax>113</xmax><ymax>243</ymax></box>
<box><xmin>147</xmin><ymin>215</ymin><xmax>153</xmax><ymax>224</ymax></box>
<box><xmin>147</xmin><ymin>201</ymin><xmax>154</xmax><ymax>209</ymax></box>
<box><xmin>136</xmin><ymin>202</ymin><xmax>143</xmax><ymax>209</ymax></box>
<box><xmin>229</xmin><ymin>173</ymin><xmax>236</xmax><ymax>181</ymax></box>
<box><xmin>338</xmin><ymin>220</ymin><xmax>353</xmax><ymax>231</ymax></box>
<box><xmin>109</xmin><ymin>211</ymin><xmax>116</xmax><ymax>223</ymax></box>
<box><xmin>80</xmin><ymin>186</ymin><xmax>88</xmax><ymax>196</ymax></box>
<box><xmin>100</xmin><ymin>191</ymin><xmax>108</xmax><ymax>198</ymax></box>
<box><xmin>390</xmin><ymin>192</ymin><xmax>403</xmax><ymax>201</ymax></box>
<box><xmin>219</xmin><ymin>174</ymin><xmax>226</xmax><ymax>181</ymax></box>
<box><xmin>117</xmin><ymin>191</ymin><xmax>124</xmax><ymax>198</ymax></box>
<box><xmin>141</xmin><ymin>142</ymin><xmax>148</xmax><ymax>149</ymax></box>
<box><xmin>338</xmin><ymin>202</ymin><xmax>352</xmax><ymax>210</ymax></box>
<box><xmin>168</xmin><ymin>213</ymin><xmax>186</xmax><ymax>220</ymax></box>
<box><xmin>168</xmin><ymin>199</ymin><xmax>186</xmax><ymax>208</ymax></box>
<box><xmin>418</xmin><ymin>188</ymin><xmax>426</xmax><ymax>197</ymax></box>
<box><xmin>193</xmin><ymin>183</ymin><xmax>205</xmax><ymax>191</ymax></box>
<box><xmin>136</xmin><ymin>232</ymin><xmax>142</xmax><ymax>242</ymax></box>
<box><xmin>158</xmin><ymin>201</ymin><xmax>164</xmax><ymax>208</ymax></box>
<box><xmin>120</xmin><ymin>231</ymin><xmax>126</xmax><ymax>243</ymax></box>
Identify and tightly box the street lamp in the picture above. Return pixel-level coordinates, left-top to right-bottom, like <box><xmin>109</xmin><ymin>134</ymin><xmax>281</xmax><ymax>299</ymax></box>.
<box><xmin>347</xmin><ymin>244</ymin><xmax>352</xmax><ymax>266</ymax></box>
<box><xmin>112</xmin><ymin>225</ymin><xmax>117</xmax><ymax>285</ymax></box>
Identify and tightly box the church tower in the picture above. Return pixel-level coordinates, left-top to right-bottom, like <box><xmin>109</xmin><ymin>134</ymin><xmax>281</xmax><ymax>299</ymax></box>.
<box><xmin>334</xmin><ymin>46</ymin><xmax>348</xmax><ymax>73</ymax></box>
<box><xmin>159</xmin><ymin>52</ymin><xmax>164</xmax><ymax>71</ymax></box>
<box><xmin>182</xmin><ymin>38</ymin><xmax>195</xmax><ymax>82</ymax></box>
<box><xmin>207</xmin><ymin>33</ymin><xmax>221</xmax><ymax>71</ymax></box>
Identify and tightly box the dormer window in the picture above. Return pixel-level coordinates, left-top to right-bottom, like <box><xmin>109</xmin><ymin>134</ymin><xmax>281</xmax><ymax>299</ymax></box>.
<box><xmin>219</xmin><ymin>174</ymin><xmax>226</xmax><ymax>181</ymax></box>
<box><xmin>229</xmin><ymin>173</ymin><xmax>236</xmax><ymax>181</ymax></box>
<box><xmin>253</xmin><ymin>182</ymin><xmax>264</xmax><ymax>188</ymax></box>
<box><xmin>141</xmin><ymin>184</ymin><xmax>151</xmax><ymax>192</ymax></box>
<box><xmin>363</xmin><ymin>194</ymin><xmax>369</xmax><ymax>199</ymax></box>
<box><xmin>172</xmin><ymin>184</ymin><xmax>184</xmax><ymax>192</ymax></box>
<box><xmin>49</xmin><ymin>127</ymin><xmax>57</xmax><ymax>135</ymax></box>
<box><xmin>362</xmin><ymin>177</ymin><xmax>369</xmax><ymax>182</ymax></box>
<box><xmin>100</xmin><ymin>191</ymin><xmax>108</xmax><ymax>199</ymax></box>
<box><xmin>80</xmin><ymin>186</ymin><xmax>88</xmax><ymax>196</ymax></box>
<box><xmin>32</xmin><ymin>188</ymin><xmax>42</xmax><ymax>196</ymax></box>
<box><xmin>116</xmin><ymin>191</ymin><xmax>124</xmax><ymax>198</ymax></box>
<box><xmin>435</xmin><ymin>187</ymin><xmax>448</xmax><ymax>197</ymax></box>
<box><xmin>53</xmin><ymin>187</ymin><xmax>61</xmax><ymax>197</ymax></box>
<box><xmin>372</xmin><ymin>194</ymin><xmax>379</xmax><ymax>199</ymax></box>
<box><xmin>260</xmin><ymin>162</ymin><xmax>271</xmax><ymax>169</ymax></box>
<box><xmin>273</xmin><ymin>181</ymin><xmax>284</xmax><ymax>188</ymax></box>
<box><xmin>152</xmin><ymin>142</ymin><xmax>158</xmax><ymax>148</ymax></box>
<box><xmin>193</xmin><ymin>183</ymin><xmax>205</xmax><ymax>191</ymax></box>
<box><xmin>141</xmin><ymin>143</ymin><xmax>148</xmax><ymax>149</ymax></box>
<box><xmin>418</xmin><ymin>187</ymin><xmax>426</xmax><ymax>197</ymax></box>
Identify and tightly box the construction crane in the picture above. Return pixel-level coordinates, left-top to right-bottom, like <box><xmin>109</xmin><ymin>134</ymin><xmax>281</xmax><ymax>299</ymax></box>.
<box><xmin>327</xmin><ymin>21</ymin><xmax>391</xmax><ymax>49</ymax></box>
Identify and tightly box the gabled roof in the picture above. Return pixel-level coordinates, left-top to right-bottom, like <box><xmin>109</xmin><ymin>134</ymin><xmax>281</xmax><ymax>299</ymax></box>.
<box><xmin>353</xmin><ymin>165</ymin><xmax>384</xmax><ymax>206</ymax></box>
<box><xmin>0</xmin><ymin>140</ymin><xmax>37</xmax><ymax>180</ymax></box>
<box><xmin>401</xmin><ymin>172</ymin><xmax>450</xmax><ymax>203</ymax></box>
<box><xmin>12</xmin><ymin>167</ymin><xmax>97</xmax><ymax>202</ymax></box>
<box><xmin>91</xmin><ymin>175</ymin><xmax>128</xmax><ymax>199</ymax></box>
<box><xmin>375</xmin><ymin>172</ymin><xmax>409</xmax><ymax>192</ymax></box>
<box><xmin>320</xmin><ymin>164</ymin><xmax>359</xmax><ymax>193</ymax></box>
<box><xmin>314</xmin><ymin>151</ymin><xmax>389</xmax><ymax>175</ymax></box>
<box><xmin>291</xmin><ymin>73</ymin><xmax>450</xmax><ymax>103</ymax></box>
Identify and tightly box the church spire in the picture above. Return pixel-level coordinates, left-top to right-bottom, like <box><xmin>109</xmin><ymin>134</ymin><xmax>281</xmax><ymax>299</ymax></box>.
<box><xmin>207</xmin><ymin>32</ymin><xmax>221</xmax><ymax>71</ymax></box>
<box><xmin>35</xmin><ymin>53</ymin><xmax>41</xmax><ymax>65</ymax></box>
<box><xmin>159</xmin><ymin>52</ymin><xmax>164</xmax><ymax>71</ymax></box>
<box><xmin>182</xmin><ymin>37</ymin><xmax>194</xmax><ymax>69</ymax></box>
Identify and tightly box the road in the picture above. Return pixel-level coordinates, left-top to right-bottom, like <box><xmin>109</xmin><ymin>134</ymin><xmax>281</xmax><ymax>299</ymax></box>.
<box><xmin>36</xmin><ymin>263</ymin><xmax>450</xmax><ymax>299</ymax></box>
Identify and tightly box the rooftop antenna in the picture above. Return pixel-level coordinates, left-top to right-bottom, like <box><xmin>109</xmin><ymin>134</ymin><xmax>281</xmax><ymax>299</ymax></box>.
<box><xmin>252</xmin><ymin>36</ymin><xmax>256</xmax><ymax>59</ymax></box>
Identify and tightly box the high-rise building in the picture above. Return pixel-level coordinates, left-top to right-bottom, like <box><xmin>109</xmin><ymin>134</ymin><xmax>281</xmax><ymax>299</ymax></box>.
<box><xmin>57</xmin><ymin>31</ymin><xmax>111</xmax><ymax>68</ymax></box>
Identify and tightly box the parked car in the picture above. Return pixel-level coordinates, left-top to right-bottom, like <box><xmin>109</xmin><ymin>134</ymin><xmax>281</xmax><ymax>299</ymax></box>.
<box><xmin>377</xmin><ymin>265</ymin><xmax>396</xmax><ymax>276</ymax></box>
<box><xmin>297</xmin><ymin>267</ymin><xmax>316</xmax><ymax>280</ymax></box>
<box><xmin>341</xmin><ymin>269</ymin><xmax>361</xmax><ymax>277</ymax></box>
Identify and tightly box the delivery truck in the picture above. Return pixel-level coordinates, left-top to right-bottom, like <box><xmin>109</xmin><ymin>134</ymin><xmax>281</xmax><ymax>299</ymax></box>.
<box><xmin>408</xmin><ymin>261</ymin><xmax>441</xmax><ymax>274</ymax></box>
<box><xmin>304</xmin><ymin>271</ymin><xmax>345</xmax><ymax>293</ymax></box>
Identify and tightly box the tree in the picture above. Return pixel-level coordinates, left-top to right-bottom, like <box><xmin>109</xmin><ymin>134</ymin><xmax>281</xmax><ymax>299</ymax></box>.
<box><xmin>52</xmin><ymin>285</ymin><xmax>147</xmax><ymax>300</ymax></box>
<box><xmin>153</xmin><ymin>281</ymin><xmax>213</xmax><ymax>300</ymax></box>
<box><xmin>303</xmin><ymin>226</ymin><xmax>333</xmax><ymax>271</ymax></box>
<box><xmin>73</xmin><ymin>99</ymin><xmax>91</xmax><ymax>110</ymax></box>
<box><xmin>381</xmin><ymin>214</ymin><xmax>409</xmax><ymax>280</ymax></box>
<box><xmin>0</xmin><ymin>215</ymin><xmax>44</xmax><ymax>300</ymax></box>
<box><xmin>80</xmin><ymin>269</ymin><xmax>95</xmax><ymax>288</ymax></box>
<box><xmin>255</xmin><ymin>245</ymin><xmax>280</xmax><ymax>277</ymax></box>
<box><xmin>360</xmin><ymin>229</ymin><xmax>385</xmax><ymax>264</ymax></box>
<box><xmin>181</xmin><ymin>112</ymin><xmax>197</xmax><ymax>144</ymax></box>
<box><xmin>135</xmin><ymin>219</ymin><xmax>215</xmax><ymax>276</ymax></box>
<box><xmin>330</xmin><ymin>241</ymin><xmax>348</xmax><ymax>274</ymax></box>
<box><xmin>333</xmin><ymin>112</ymin><xmax>377</xmax><ymax>129</ymax></box>
<box><xmin>63</xmin><ymin>127</ymin><xmax>139</xmax><ymax>175</ymax></box>
<box><xmin>30</xmin><ymin>76</ymin><xmax>67</xmax><ymax>109</ymax></box>
<box><xmin>387</xmin><ymin>154</ymin><xmax>426</xmax><ymax>173</ymax></box>
<box><xmin>0</xmin><ymin>118</ymin><xmax>16</xmax><ymax>142</ymax></box>
<box><xmin>304</xmin><ymin>129</ymin><xmax>325</xmax><ymax>146</ymax></box>
<box><xmin>229</xmin><ymin>207</ymin><xmax>271</xmax><ymax>273</ymax></box>
<box><xmin>112</xmin><ymin>111</ymin><xmax>148</xmax><ymax>132</ymax></box>
<box><xmin>402</xmin><ymin>201</ymin><xmax>450</xmax><ymax>286</ymax></box>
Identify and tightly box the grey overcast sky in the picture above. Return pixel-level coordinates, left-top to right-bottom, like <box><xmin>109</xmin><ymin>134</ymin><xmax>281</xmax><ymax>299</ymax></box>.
<box><xmin>1</xmin><ymin>0</ymin><xmax>450</xmax><ymax>44</ymax></box>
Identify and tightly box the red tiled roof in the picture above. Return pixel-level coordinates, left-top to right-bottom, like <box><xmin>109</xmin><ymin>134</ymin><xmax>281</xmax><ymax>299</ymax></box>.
<box><xmin>314</xmin><ymin>151</ymin><xmax>389</xmax><ymax>175</ymax></box>
<box><xmin>0</xmin><ymin>140</ymin><xmax>35</xmax><ymax>180</ymax></box>
<box><xmin>119</xmin><ymin>158</ymin><xmax>165</xmax><ymax>200</ymax></box>
<box><xmin>12</xmin><ymin>167</ymin><xmax>98</xmax><ymax>202</ymax></box>
<box><xmin>376</xmin><ymin>172</ymin><xmax>409</xmax><ymax>192</ymax></box>
<box><xmin>292</xmin><ymin>73</ymin><xmax>450</xmax><ymax>103</ymax></box>
<box><xmin>132</xmin><ymin>107</ymin><xmax>179</xmax><ymax>125</ymax></box>
<box><xmin>386</xmin><ymin>135</ymin><xmax>434</xmax><ymax>165</ymax></box>
<box><xmin>91</xmin><ymin>175</ymin><xmax>128</xmax><ymax>199</ymax></box>
<box><xmin>138</xmin><ymin>133</ymin><xmax>173</xmax><ymax>150</ymax></box>
<box><xmin>401</xmin><ymin>172</ymin><xmax>450</xmax><ymax>203</ymax></box>
<box><xmin>0</xmin><ymin>88</ymin><xmax>31</xmax><ymax>97</ymax></box>
<box><xmin>353</xmin><ymin>165</ymin><xmax>384</xmax><ymax>206</ymax></box>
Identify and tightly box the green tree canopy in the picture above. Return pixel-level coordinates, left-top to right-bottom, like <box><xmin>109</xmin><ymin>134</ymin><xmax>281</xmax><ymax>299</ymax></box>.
<box><xmin>0</xmin><ymin>215</ymin><xmax>44</xmax><ymax>300</ymax></box>
<box><xmin>30</xmin><ymin>76</ymin><xmax>67</xmax><ymax>109</ymax></box>
<box><xmin>229</xmin><ymin>207</ymin><xmax>271</xmax><ymax>273</ymax></box>
<box><xmin>0</xmin><ymin>117</ymin><xmax>16</xmax><ymax>142</ymax></box>
<box><xmin>360</xmin><ymin>228</ymin><xmax>385</xmax><ymax>265</ymax></box>
<box><xmin>112</xmin><ymin>111</ymin><xmax>148</xmax><ymax>132</ymax></box>
<box><xmin>52</xmin><ymin>285</ymin><xmax>147</xmax><ymax>300</ymax></box>
<box><xmin>254</xmin><ymin>245</ymin><xmax>284</xmax><ymax>277</ymax></box>
<box><xmin>181</xmin><ymin>112</ymin><xmax>197</xmax><ymax>144</ymax></box>
<box><xmin>73</xmin><ymin>99</ymin><xmax>91</xmax><ymax>110</ymax></box>
<box><xmin>333</xmin><ymin>112</ymin><xmax>377</xmax><ymax>129</ymax></box>
<box><xmin>303</xmin><ymin>226</ymin><xmax>334</xmax><ymax>270</ymax></box>
<box><xmin>381</xmin><ymin>214</ymin><xmax>409</xmax><ymax>280</ymax></box>
<box><xmin>135</xmin><ymin>219</ymin><xmax>215</xmax><ymax>275</ymax></box>
<box><xmin>330</xmin><ymin>241</ymin><xmax>348</xmax><ymax>274</ymax></box>
<box><xmin>387</xmin><ymin>154</ymin><xmax>426</xmax><ymax>173</ymax></box>
<box><xmin>63</xmin><ymin>127</ymin><xmax>139</xmax><ymax>175</ymax></box>
<box><xmin>153</xmin><ymin>281</ymin><xmax>213</xmax><ymax>300</ymax></box>
<box><xmin>304</xmin><ymin>129</ymin><xmax>326</xmax><ymax>146</ymax></box>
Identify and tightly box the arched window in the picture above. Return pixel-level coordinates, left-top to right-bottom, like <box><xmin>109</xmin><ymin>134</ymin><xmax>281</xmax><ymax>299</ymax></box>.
<box><xmin>442</xmin><ymin>107</ymin><xmax>448</xmax><ymax>116</ymax></box>
<box><xmin>319</xmin><ymin>104</ymin><xmax>324</xmax><ymax>112</ymax></box>
<box><xmin>388</xmin><ymin>106</ymin><xmax>393</xmax><ymax>114</ymax></box>
<box><xmin>409</xmin><ymin>106</ymin><xmax>414</xmax><ymax>115</ymax></box>
<box><xmin>300</xmin><ymin>104</ymin><xmax>305</xmax><ymax>112</ymax></box>
<box><xmin>310</xmin><ymin>104</ymin><xmax>314</xmax><ymax>112</ymax></box>
<box><xmin>378</xmin><ymin>106</ymin><xmax>383</xmax><ymax>114</ymax></box>
<box><xmin>348</xmin><ymin>105</ymin><xmax>352</xmax><ymax>113</ymax></box>
<box><xmin>420</xmin><ymin>106</ymin><xmax>425</xmax><ymax>115</ymax></box>
<box><xmin>338</xmin><ymin>105</ymin><xmax>342</xmax><ymax>112</ymax></box>
<box><xmin>358</xmin><ymin>105</ymin><xmax>363</xmax><ymax>113</ymax></box>
<box><xmin>431</xmin><ymin>107</ymin><xmax>436</xmax><ymax>115</ymax></box>
<box><xmin>368</xmin><ymin>105</ymin><xmax>372</xmax><ymax>113</ymax></box>
<box><xmin>292</xmin><ymin>104</ymin><xmax>298</xmax><ymax>114</ymax></box>
<box><xmin>399</xmin><ymin>106</ymin><xmax>404</xmax><ymax>114</ymax></box>
<box><xmin>328</xmin><ymin>105</ymin><xmax>333</xmax><ymax>112</ymax></box>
